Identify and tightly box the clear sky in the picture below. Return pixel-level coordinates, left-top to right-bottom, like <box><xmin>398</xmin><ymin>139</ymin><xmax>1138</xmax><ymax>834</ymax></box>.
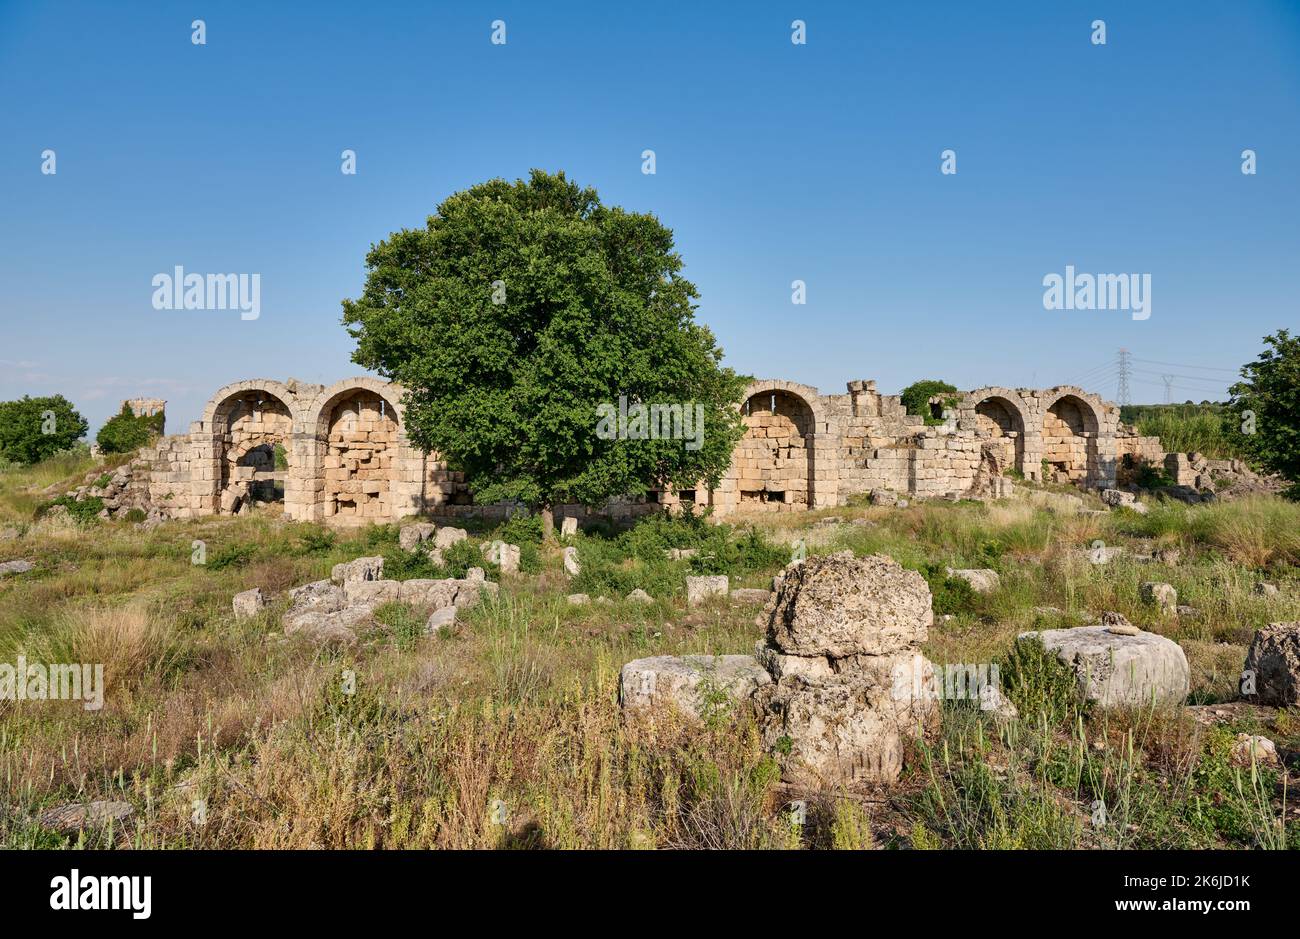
<box><xmin>2</xmin><ymin>0</ymin><xmax>1298</xmax><ymax>433</ymax></box>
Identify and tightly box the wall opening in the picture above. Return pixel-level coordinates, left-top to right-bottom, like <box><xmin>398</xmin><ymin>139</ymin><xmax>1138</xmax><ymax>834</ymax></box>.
<box><xmin>973</xmin><ymin>396</ymin><xmax>1025</xmax><ymax>477</ymax></box>
<box><xmin>323</xmin><ymin>390</ymin><xmax>399</xmax><ymax>520</ymax></box>
<box><xmin>1043</xmin><ymin>395</ymin><xmax>1099</xmax><ymax>485</ymax></box>
<box><xmin>214</xmin><ymin>392</ymin><xmax>293</xmax><ymax>514</ymax></box>
<box><xmin>735</xmin><ymin>390</ymin><xmax>814</xmax><ymax>511</ymax></box>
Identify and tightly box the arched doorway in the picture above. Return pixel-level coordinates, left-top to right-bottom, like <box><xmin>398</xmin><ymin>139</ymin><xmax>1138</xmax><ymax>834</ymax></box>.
<box><xmin>1042</xmin><ymin>394</ymin><xmax>1100</xmax><ymax>485</ymax></box>
<box><xmin>207</xmin><ymin>387</ymin><xmax>295</xmax><ymax>514</ymax></box>
<box><xmin>736</xmin><ymin>389</ymin><xmax>815</xmax><ymax>510</ymax></box>
<box><xmin>973</xmin><ymin>396</ymin><xmax>1026</xmax><ymax>477</ymax></box>
<box><xmin>314</xmin><ymin>385</ymin><xmax>402</xmax><ymax>521</ymax></box>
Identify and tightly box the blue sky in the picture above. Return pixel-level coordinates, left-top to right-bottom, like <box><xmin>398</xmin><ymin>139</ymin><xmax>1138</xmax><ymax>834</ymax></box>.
<box><xmin>2</xmin><ymin>0</ymin><xmax>1298</xmax><ymax>433</ymax></box>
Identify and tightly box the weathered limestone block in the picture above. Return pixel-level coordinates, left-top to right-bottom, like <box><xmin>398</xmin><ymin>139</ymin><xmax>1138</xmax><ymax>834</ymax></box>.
<box><xmin>686</xmin><ymin>575</ymin><xmax>729</xmax><ymax>606</ymax></box>
<box><xmin>344</xmin><ymin>578</ymin><xmax>403</xmax><ymax>607</ymax></box>
<box><xmin>626</xmin><ymin>588</ymin><xmax>653</xmax><ymax>603</ymax></box>
<box><xmin>1140</xmin><ymin>581</ymin><xmax>1178</xmax><ymax>615</ymax></box>
<box><xmin>765</xmin><ymin>551</ymin><xmax>930</xmax><ymax>658</ymax></box>
<box><xmin>560</xmin><ymin>516</ymin><xmax>579</xmax><ymax>538</ymax></box>
<box><xmin>481</xmin><ymin>540</ymin><xmax>521</xmax><ymax>574</ymax></box>
<box><xmin>620</xmin><ymin>655</ymin><xmax>771</xmax><ymax>722</ymax></box>
<box><xmin>945</xmin><ymin>568</ymin><xmax>1000</xmax><ymax>594</ymax></box>
<box><xmin>39</xmin><ymin>800</ymin><xmax>134</xmax><ymax>832</ymax></box>
<box><xmin>566</xmin><ymin>593</ymin><xmax>590</xmax><ymax>605</ymax></box>
<box><xmin>232</xmin><ymin>587</ymin><xmax>266</xmax><ymax>620</ymax></box>
<box><xmin>1244</xmin><ymin>622</ymin><xmax>1300</xmax><ymax>706</ymax></box>
<box><xmin>399</xmin><ymin>522</ymin><xmax>437</xmax><ymax>551</ymax></box>
<box><xmin>730</xmin><ymin>587</ymin><xmax>772</xmax><ymax>604</ymax></box>
<box><xmin>754</xmin><ymin>641</ymin><xmax>834</xmax><ymax>681</ymax></box>
<box><xmin>426</xmin><ymin>606</ymin><xmax>457</xmax><ymax>634</ymax></box>
<box><xmin>287</xmin><ymin>580</ymin><xmax>346</xmax><ymax>614</ymax></box>
<box><xmin>0</xmin><ymin>559</ymin><xmax>34</xmax><ymax>577</ymax></box>
<box><xmin>331</xmin><ymin>556</ymin><xmax>384</xmax><ymax>585</ymax></box>
<box><xmin>434</xmin><ymin>527</ymin><xmax>468</xmax><ymax>549</ymax></box>
<box><xmin>563</xmin><ymin>546</ymin><xmax>581</xmax><ymax>577</ymax></box>
<box><xmin>756</xmin><ymin>654</ymin><xmax>938</xmax><ymax>787</ymax></box>
<box><xmin>398</xmin><ymin>578</ymin><xmax>460</xmax><ymax>609</ymax></box>
<box><xmin>282</xmin><ymin>610</ymin><xmax>361</xmax><ymax>646</ymax></box>
<box><xmin>1020</xmin><ymin>625</ymin><xmax>1189</xmax><ymax>708</ymax></box>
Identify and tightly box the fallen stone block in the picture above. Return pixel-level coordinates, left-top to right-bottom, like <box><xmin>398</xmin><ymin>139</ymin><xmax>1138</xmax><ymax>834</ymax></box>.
<box><xmin>287</xmin><ymin>580</ymin><xmax>346</xmax><ymax>614</ymax></box>
<box><xmin>232</xmin><ymin>587</ymin><xmax>265</xmax><ymax>620</ymax></box>
<box><xmin>38</xmin><ymin>800</ymin><xmax>134</xmax><ymax>833</ymax></box>
<box><xmin>563</xmin><ymin>546</ymin><xmax>581</xmax><ymax>576</ymax></box>
<box><xmin>0</xmin><ymin>559</ymin><xmax>34</xmax><ymax>577</ymax></box>
<box><xmin>566</xmin><ymin>593</ymin><xmax>590</xmax><ymax>606</ymax></box>
<box><xmin>426</xmin><ymin>606</ymin><xmax>457</xmax><ymax>634</ymax></box>
<box><xmin>1020</xmin><ymin>625</ymin><xmax>1189</xmax><ymax>708</ymax></box>
<box><xmin>343</xmin><ymin>578</ymin><xmax>403</xmax><ymax>607</ymax></box>
<box><xmin>399</xmin><ymin>522</ymin><xmax>437</xmax><ymax>551</ymax></box>
<box><xmin>560</xmin><ymin>516</ymin><xmax>578</xmax><ymax>539</ymax></box>
<box><xmin>433</xmin><ymin>527</ymin><xmax>468</xmax><ymax>550</ymax></box>
<box><xmin>1140</xmin><ymin>581</ymin><xmax>1178</xmax><ymax>615</ymax></box>
<box><xmin>626</xmin><ymin>588</ymin><xmax>653</xmax><ymax>604</ymax></box>
<box><xmin>1244</xmin><ymin>621</ymin><xmax>1300</xmax><ymax>706</ymax></box>
<box><xmin>398</xmin><ymin>578</ymin><xmax>460</xmax><ymax>609</ymax></box>
<box><xmin>686</xmin><ymin>574</ymin><xmax>729</xmax><ymax>606</ymax></box>
<box><xmin>729</xmin><ymin>587</ymin><xmax>771</xmax><ymax>605</ymax></box>
<box><xmin>282</xmin><ymin>610</ymin><xmax>359</xmax><ymax>646</ymax></box>
<box><xmin>620</xmin><ymin>654</ymin><xmax>771</xmax><ymax>722</ymax></box>
<box><xmin>766</xmin><ymin>551</ymin><xmax>930</xmax><ymax>659</ymax></box>
<box><xmin>945</xmin><ymin>567</ymin><xmax>1000</xmax><ymax>594</ymax></box>
<box><xmin>481</xmin><ymin>540</ymin><xmax>521</xmax><ymax>574</ymax></box>
<box><xmin>331</xmin><ymin>556</ymin><xmax>384</xmax><ymax>585</ymax></box>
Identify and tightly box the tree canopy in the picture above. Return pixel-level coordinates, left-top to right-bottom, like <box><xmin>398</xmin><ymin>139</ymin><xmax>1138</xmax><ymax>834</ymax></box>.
<box><xmin>342</xmin><ymin>170</ymin><xmax>747</xmax><ymax>530</ymax></box>
<box><xmin>0</xmin><ymin>395</ymin><xmax>87</xmax><ymax>465</ymax></box>
<box><xmin>1226</xmin><ymin>329</ymin><xmax>1300</xmax><ymax>498</ymax></box>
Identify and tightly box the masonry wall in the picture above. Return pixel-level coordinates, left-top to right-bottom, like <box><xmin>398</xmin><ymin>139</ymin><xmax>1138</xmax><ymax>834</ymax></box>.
<box><xmin>124</xmin><ymin>374</ymin><xmax>1141</xmax><ymax>525</ymax></box>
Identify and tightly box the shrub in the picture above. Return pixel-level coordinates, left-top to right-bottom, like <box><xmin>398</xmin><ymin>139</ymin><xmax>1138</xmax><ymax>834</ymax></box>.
<box><xmin>206</xmin><ymin>542</ymin><xmax>258</xmax><ymax>570</ymax></box>
<box><xmin>96</xmin><ymin>403</ymin><xmax>164</xmax><ymax>454</ymax></box>
<box><xmin>919</xmin><ymin>563</ymin><xmax>978</xmax><ymax>615</ymax></box>
<box><xmin>998</xmin><ymin>636</ymin><xmax>1083</xmax><ymax>727</ymax></box>
<box><xmin>35</xmin><ymin>495</ymin><xmax>103</xmax><ymax>524</ymax></box>
<box><xmin>900</xmin><ymin>380</ymin><xmax>960</xmax><ymax>425</ymax></box>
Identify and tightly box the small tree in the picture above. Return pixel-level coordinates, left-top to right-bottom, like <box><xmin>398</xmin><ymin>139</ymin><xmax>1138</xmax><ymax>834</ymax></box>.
<box><xmin>343</xmin><ymin>170</ymin><xmax>748</xmax><ymax>537</ymax></box>
<box><xmin>97</xmin><ymin>403</ymin><xmax>165</xmax><ymax>454</ymax></box>
<box><xmin>1226</xmin><ymin>329</ymin><xmax>1300</xmax><ymax>497</ymax></box>
<box><xmin>0</xmin><ymin>395</ymin><xmax>88</xmax><ymax>464</ymax></box>
<box><xmin>900</xmin><ymin>379</ymin><xmax>960</xmax><ymax>425</ymax></box>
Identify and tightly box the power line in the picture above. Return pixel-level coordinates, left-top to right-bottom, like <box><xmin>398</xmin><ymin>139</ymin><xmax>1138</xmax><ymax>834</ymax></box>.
<box><xmin>1130</xmin><ymin>357</ymin><xmax>1237</xmax><ymax>374</ymax></box>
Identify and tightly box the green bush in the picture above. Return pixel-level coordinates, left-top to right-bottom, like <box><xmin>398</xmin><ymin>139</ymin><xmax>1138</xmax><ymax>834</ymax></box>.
<box><xmin>919</xmin><ymin>563</ymin><xmax>978</xmax><ymax>615</ymax></box>
<box><xmin>900</xmin><ymin>380</ymin><xmax>960</xmax><ymax>426</ymax></box>
<box><xmin>998</xmin><ymin>636</ymin><xmax>1083</xmax><ymax>727</ymax></box>
<box><xmin>96</xmin><ymin>403</ymin><xmax>164</xmax><ymax>454</ymax></box>
<box><xmin>35</xmin><ymin>495</ymin><xmax>103</xmax><ymax>525</ymax></box>
<box><xmin>206</xmin><ymin>542</ymin><xmax>258</xmax><ymax>570</ymax></box>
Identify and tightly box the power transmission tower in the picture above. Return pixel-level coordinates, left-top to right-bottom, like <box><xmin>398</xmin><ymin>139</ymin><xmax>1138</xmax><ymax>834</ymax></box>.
<box><xmin>1162</xmin><ymin>374</ymin><xmax>1174</xmax><ymax>404</ymax></box>
<box><xmin>1117</xmin><ymin>348</ymin><xmax>1131</xmax><ymax>406</ymax></box>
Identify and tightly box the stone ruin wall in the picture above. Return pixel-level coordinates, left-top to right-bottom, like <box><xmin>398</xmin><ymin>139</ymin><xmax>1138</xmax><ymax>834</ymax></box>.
<box><xmin>120</xmin><ymin>373</ymin><xmax>1176</xmax><ymax>525</ymax></box>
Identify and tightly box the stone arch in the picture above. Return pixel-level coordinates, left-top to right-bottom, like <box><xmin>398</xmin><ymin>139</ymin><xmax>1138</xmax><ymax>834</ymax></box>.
<box><xmin>195</xmin><ymin>380</ymin><xmax>304</xmax><ymax>515</ymax></box>
<box><xmin>719</xmin><ymin>379</ymin><xmax>838</xmax><ymax>513</ymax></box>
<box><xmin>960</xmin><ymin>387</ymin><xmax>1030</xmax><ymax>478</ymax></box>
<box><xmin>1039</xmin><ymin>389</ymin><xmax>1105</xmax><ymax>487</ymax></box>
<box><xmin>299</xmin><ymin>378</ymin><xmax>416</xmax><ymax>523</ymax></box>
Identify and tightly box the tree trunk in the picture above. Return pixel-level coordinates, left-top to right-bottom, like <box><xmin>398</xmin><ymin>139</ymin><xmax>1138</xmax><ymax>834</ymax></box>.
<box><xmin>540</xmin><ymin>503</ymin><xmax>555</xmax><ymax>542</ymax></box>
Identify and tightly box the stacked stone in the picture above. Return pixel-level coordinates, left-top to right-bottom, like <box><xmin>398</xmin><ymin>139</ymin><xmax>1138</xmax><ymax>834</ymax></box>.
<box><xmin>753</xmin><ymin>551</ymin><xmax>939</xmax><ymax>788</ymax></box>
<box><xmin>324</xmin><ymin>392</ymin><xmax>398</xmax><ymax>519</ymax></box>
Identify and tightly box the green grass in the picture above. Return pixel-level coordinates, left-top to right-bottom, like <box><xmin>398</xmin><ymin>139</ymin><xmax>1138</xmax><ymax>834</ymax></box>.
<box><xmin>0</xmin><ymin>453</ymin><xmax>1296</xmax><ymax>849</ymax></box>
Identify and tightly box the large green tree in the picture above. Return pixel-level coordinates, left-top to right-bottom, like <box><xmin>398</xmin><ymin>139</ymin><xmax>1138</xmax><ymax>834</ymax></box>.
<box><xmin>342</xmin><ymin>170</ymin><xmax>747</xmax><ymax>536</ymax></box>
<box><xmin>1226</xmin><ymin>329</ymin><xmax>1300</xmax><ymax>497</ymax></box>
<box><xmin>0</xmin><ymin>395</ymin><xmax>88</xmax><ymax>464</ymax></box>
<box><xmin>96</xmin><ymin>402</ymin><xmax>165</xmax><ymax>454</ymax></box>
